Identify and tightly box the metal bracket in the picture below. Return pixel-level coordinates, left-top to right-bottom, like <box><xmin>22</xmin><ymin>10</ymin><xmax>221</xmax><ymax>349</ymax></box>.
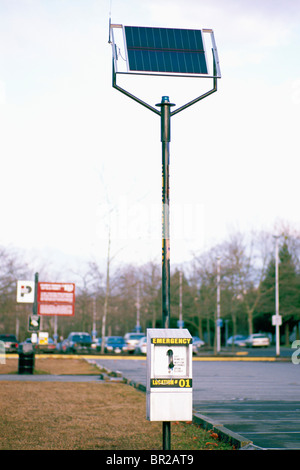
<box><xmin>112</xmin><ymin>54</ymin><xmax>218</xmax><ymax>117</ymax></box>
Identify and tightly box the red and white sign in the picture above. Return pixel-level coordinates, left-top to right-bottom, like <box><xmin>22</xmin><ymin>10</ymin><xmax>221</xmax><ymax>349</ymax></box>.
<box><xmin>38</xmin><ymin>282</ymin><xmax>75</xmax><ymax>316</ymax></box>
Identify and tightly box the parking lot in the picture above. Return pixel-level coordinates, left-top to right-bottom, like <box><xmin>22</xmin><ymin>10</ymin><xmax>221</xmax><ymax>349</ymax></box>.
<box><xmin>93</xmin><ymin>355</ymin><xmax>300</xmax><ymax>450</ymax></box>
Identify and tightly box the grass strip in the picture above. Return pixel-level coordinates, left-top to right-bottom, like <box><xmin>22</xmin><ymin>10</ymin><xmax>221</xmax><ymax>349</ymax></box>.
<box><xmin>0</xmin><ymin>358</ymin><xmax>234</xmax><ymax>450</ymax></box>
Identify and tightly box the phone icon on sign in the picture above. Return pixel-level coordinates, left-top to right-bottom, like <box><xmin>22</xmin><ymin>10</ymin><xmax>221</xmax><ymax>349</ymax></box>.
<box><xmin>167</xmin><ymin>349</ymin><xmax>174</xmax><ymax>370</ymax></box>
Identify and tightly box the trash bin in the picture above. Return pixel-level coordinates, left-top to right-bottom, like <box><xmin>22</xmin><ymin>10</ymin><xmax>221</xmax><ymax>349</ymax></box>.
<box><xmin>18</xmin><ymin>342</ymin><xmax>35</xmax><ymax>374</ymax></box>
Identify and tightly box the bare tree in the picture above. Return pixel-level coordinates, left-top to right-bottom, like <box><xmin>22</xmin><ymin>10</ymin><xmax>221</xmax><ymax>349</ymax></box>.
<box><xmin>0</xmin><ymin>246</ymin><xmax>32</xmax><ymax>338</ymax></box>
<box><xmin>191</xmin><ymin>248</ymin><xmax>219</xmax><ymax>346</ymax></box>
<box><xmin>140</xmin><ymin>261</ymin><xmax>161</xmax><ymax>328</ymax></box>
<box><xmin>191</xmin><ymin>231</ymin><xmax>274</xmax><ymax>347</ymax></box>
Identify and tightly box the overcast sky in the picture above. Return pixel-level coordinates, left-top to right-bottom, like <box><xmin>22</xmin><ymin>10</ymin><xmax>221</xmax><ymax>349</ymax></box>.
<box><xmin>1</xmin><ymin>0</ymin><xmax>300</xmax><ymax>278</ymax></box>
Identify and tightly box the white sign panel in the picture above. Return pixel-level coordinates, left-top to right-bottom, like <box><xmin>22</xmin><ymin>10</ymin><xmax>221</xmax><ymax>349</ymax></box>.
<box><xmin>152</xmin><ymin>346</ymin><xmax>188</xmax><ymax>377</ymax></box>
<box><xmin>38</xmin><ymin>303</ymin><xmax>74</xmax><ymax>316</ymax></box>
<box><xmin>38</xmin><ymin>332</ymin><xmax>49</xmax><ymax>345</ymax></box>
<box><xmin>272</xmin><ymin>315</ymin><xmax>282</xmax><ymax>326</ymax></box>
<box><xmin>17</xmin><ymin>280</ymin><xmax>35</xmax><ymax>303</ymax></box>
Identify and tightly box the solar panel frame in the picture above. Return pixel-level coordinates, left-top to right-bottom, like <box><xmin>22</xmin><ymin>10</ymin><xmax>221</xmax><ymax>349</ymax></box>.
<box><xmin>122</xmin><ymin>25</ymin><xmax>210</xmax><ymax>77</ymax></box>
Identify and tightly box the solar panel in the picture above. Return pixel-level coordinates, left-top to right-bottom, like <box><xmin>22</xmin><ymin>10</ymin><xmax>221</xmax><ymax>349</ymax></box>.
<box><xmin>124</xmin><ymin>26</ymin><xmax>208</xmax><ymax>76</ymax></box>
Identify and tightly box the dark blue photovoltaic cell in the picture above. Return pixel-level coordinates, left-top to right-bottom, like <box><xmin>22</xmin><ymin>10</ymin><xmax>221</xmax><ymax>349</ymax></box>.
<box><xmin>124</xmin><ymin>26</ymin><xmax>208</xmax><ymax>75</ymax></box>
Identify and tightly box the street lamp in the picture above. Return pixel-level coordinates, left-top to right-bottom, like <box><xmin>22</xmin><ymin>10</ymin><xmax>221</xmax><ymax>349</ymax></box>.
<box><xmin>109</xmin><ymin>21</ymin><xmax>221</xmax><ymax>451</ymax></box>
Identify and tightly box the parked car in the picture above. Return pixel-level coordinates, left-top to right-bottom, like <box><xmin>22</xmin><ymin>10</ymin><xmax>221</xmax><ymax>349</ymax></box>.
<box><xmin>245</xmin><ymin>333</ymin><xmax>270</xmax><ymax>348</ymax></box>
<box><xmin>124</xmin><ymin>332</ymin><xmax>145</xmax><ymax>354</ymax></box>
<box><xmin>64</xmin><ymin>332</ymin><xmax>92</xmax><ymax>354</ymax></box>
<box><xmin>36</xmin><ymin>338</ymin><xmax>56</xmax><ymax>354</ymax></box>
<box><xmin>134</xmin><ymin>336</ymin><xmax>147</xmax><ymax>355</ymax></box>
<box><xmin>56</xmin><ymin>338</ymin><xmax>69</xmax><ymax>353</ymax></box>
<box><xmin>91</xmin><ymin>337</ymin><xmax>103</xmax><ymax>352</ymax></box>
<box><xmin>226</xmin><ymin>335</ymin><xmax>247</xmax><ymax>347</ymax></box>
<box><xmin>105</xmin><ymin>336</ymin><xmax>127</xmax><ymax>354</ymax></box>
<box><xmin>192</xmin><ymin>336</ymin><xmax>205</xmax><ymax>355</ymax></box>
<box><xmin>0</xmin><ymin>334</ymin><xmax>18</xmax><ymax>353</ymax></box>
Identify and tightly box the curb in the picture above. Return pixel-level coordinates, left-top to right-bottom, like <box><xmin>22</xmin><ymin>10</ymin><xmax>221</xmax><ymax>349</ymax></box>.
<box><xmin>192</xmin><ymin>412</ymin><xmax>261</xmax><ymax>450</ymax></box>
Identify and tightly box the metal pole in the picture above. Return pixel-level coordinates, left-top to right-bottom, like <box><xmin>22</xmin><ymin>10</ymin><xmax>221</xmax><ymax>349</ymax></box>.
<box><xmin>32</xmin><ymin>272</ymin><xmax>39</xmax><ymax>341</ymax></box>
<box><xmin>156</xmin><ymin>96</ymin><xmax>174</xmax><ymax>330</ymax></box>
<box><xmin>163</xmin><ymin>420</ymin><xmax>171</xmax><ymax>451</ymax></box>
<box><xmin>54</xmin><ymin>316</ymin><xmax>58</xmax><ymax>344</ymax></box>
<box><xmin>179</xmin><ymin>271</ymin><xmax>183</xmax><ymax>328</ymax></box>
<box><xmin>92</xmin><ymin>297</ymin><xmax>97</xmax><ymax>342</ymax></box>
<box><xmin>156</xmin><ymin>95</ymin><xmax>175</xmax><ymax>451</ymax></box>
<box><xmin>136</xmin><ymin>282</ymin><xmax>141</xmax><ymax>332</ymax></box>
<box><xmin>216</xmin><ymin>257</ymin><xmax>221</xmax><ymax>353</ymax></box>
<box><xmin>33</xmin><ymin>272</ymin><xmax>38</xmax><ymax>316</ymax></box>
<box><xmin>274</xmin><ymin>236</ymin><xmax>280</xmax><ymax>356</ymax></box>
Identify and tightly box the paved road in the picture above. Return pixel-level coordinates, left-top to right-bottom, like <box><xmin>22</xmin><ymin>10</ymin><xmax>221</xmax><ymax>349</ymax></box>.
<box><xmin>93</xmin><ymin>357</ymin><xmax>300</xmax><ymax>450</ymax></box>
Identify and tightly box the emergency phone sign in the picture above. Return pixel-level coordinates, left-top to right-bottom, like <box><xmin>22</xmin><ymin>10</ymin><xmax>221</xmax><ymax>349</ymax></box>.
<box><xmin>147</xmin><ymin>328</ymin><xmax>193</xmax><ymax>422</ymax></box>
<box><xmin>151</xmin><ymin>337</ymin><xmax>192</xmax><ymax>345</ymax></box>
<box><xmin>150</xmin><ymin>336</ymin><xmax>192</xmax><ymax>383</ymax></box>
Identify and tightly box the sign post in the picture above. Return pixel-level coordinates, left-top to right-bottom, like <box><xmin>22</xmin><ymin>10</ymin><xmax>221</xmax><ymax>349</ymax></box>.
<box><xmin>33</xmin><ymin>273</ymin><xmax>38</xmax><ymax>316</ymax></box>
